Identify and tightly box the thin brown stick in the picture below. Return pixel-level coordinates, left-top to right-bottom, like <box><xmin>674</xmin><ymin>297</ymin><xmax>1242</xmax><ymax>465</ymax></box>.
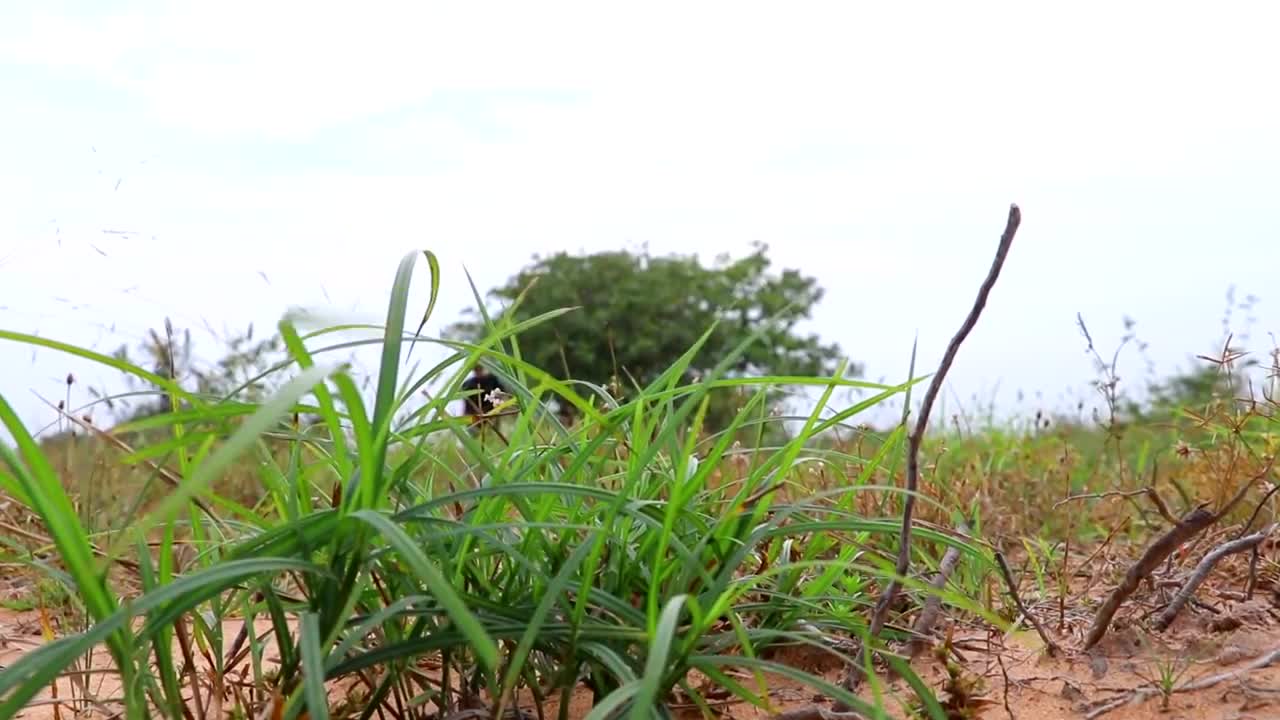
<box><xmin>838</xmin><ymin>203</ymin><xmax>1022</xmax><ymax>699</ymax></box>
<box><xmin>1077</xmin><ymin>517</ymin><xmax>1130</xmax><ymax>575</ymax></box>
<box><xmin>1058</xmin><ymin>465</ymin><xmax>1076</xmax><ymax>635</ymax></box>
<box><xmin>1237</xmin><ymin>479</ymin><xmax>1280</xmax><ymax>539</ymax></box>
<box><xmin>1081</xmin><ymin>506</ymin><xmax>1216</xmax><ymax>651</ymax></box>
<box><xmin>1217</xmin><ymin>463</ymin><xmax>1275</xmax><ymax>523</ymax></box>
<box><xmin>906</xmin><ymin>523</ymin><xmax>970</xmax><ymax>660</ymax></box>
<box><xmin>174</xmin><ymin>616</ymin><xmax>206</xmax><ymax>720</ymax></box>
<box><xmin>1153</xmin><ymin>523</ymin><xmax>1276</xmax><ymax>631</ymax></box>
<box><xmin>1052</xmin><ymin>488</ymin><xmax>1151</xmax><ymax>510</ymax></box>
<box><xmin>1247</xmin><ymin>545</ymin><xmax>1261</xmax><ymax>600</ymax></box>
<box><xmin>1144</xmin><ymin>486</ymin><xmax>1179</xmax><ymax>525</ymax></box>
<box><xmin>1081</xmin><ymin>462</ymin><xmax>1275</xmax><ymax>649</ymax></box>
<box><xmin>995</xmin><ymin>650</ymin><xmax>1015</xmax><ymax>720</ymax></box>
<box><xmin>994</xmin><ymin>551</ymin><xmax>1061</xmax><ymax>656</ymax></box>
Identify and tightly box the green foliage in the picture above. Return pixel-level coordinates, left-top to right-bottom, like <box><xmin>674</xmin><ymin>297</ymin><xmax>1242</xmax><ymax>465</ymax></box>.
<box><xmin>0</xmin><ymin>251</ymin><xmax>970</xmax><ymax>719</ymax></box>
<box><xmin>1137</xmin><ymin>360</ymin><xmax>1252</xmax><ymax>419</ymax></box>
<box><xmin>445</xmin><ymin>242</ymin><xmax>851</xmax><ymax>427</ymax></box>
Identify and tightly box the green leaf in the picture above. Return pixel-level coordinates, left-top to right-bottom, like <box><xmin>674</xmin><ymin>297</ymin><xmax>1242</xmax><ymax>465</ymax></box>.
<box><xmin>406</xmin><ymin>249</ymin><xmax>442</xmax><ymax>363</ymax></box>
<box><xmin>349</xmin><ymin>510</ymin><xmax>499</xmax><ymax>672</ymax></box>
<box><xmin>297</xmin><ymin>612</ymin><xmax>330</xmax><ymax>720</ymax></box>
<box><xmin>112</xmin><ymin>362</ymin><xmax>339</xmax><ymax>555</ymax></box>
<box><xmin>630</xmin><ymin>594</ymin><xmax>687</xmax><ymax>719</ymax></box>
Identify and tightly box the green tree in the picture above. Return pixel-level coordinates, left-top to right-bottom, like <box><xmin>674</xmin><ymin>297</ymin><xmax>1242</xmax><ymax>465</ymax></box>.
<box><xmin>446</xmin><ymin>242</ymin><xmax>851</xmax><ymax>428</ymax></box>
<box><xmin>1134</xmin><ymin>354</ymin><xmax>1258</xmax><ymax>422</ymax></box>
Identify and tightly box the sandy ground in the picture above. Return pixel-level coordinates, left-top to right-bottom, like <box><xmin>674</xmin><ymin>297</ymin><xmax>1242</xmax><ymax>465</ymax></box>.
<box><xmin>8</xmin><ymin>594</ymin><xmax>1280</xmax><ymax>720</ymax></box>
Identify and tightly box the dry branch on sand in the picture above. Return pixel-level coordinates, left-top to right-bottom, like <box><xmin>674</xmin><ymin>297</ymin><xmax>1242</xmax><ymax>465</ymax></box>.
<box><xmin>1082</xmin><ymin>506</ymin><xmax>1217</xmax><ymax>651</ymax></box>
<box><xmin>1083</xmin><ymin>462</ymin><xmax>1276</xmax><ymax>651</ymax></box>
<box><xmin>1153</xmin><ymin>523</ymin><xmax>1277</xmax><ymax>631</ymax></box>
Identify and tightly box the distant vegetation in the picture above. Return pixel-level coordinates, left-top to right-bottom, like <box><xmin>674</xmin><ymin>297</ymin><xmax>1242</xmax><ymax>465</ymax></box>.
<box><xmin>445</xmin><ymin>243</ymin><xmax>847</xmax><ymax>431</ymax></box>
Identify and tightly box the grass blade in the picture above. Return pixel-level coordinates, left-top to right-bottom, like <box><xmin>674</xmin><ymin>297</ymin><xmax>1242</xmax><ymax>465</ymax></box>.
<box><xmin>296</xmin><ymin>612</ymin><xmax>330</xmax><ymax>720</ymax></box>
<box><xmin>349</xmin><ymin>510</ymin><xmax>499</xmax><ymax>672</ymax></box>
<box><xmin>629</xmin><ymin>594</ymin><xmax>687</xmax><ymax>719</ymax></box>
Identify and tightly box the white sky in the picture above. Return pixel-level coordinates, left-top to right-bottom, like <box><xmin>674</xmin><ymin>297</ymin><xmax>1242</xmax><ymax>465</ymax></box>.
<box><xmin>3</xmin><ymin>1</ymin><xmax>1279</xmax><ymax>439</ymax></box>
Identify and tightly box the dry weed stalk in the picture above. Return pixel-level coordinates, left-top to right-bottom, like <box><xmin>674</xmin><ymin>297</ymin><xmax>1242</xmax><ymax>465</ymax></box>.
<box><xmin>832</xmin><ymin>203</ymin><xmax>1022</xmax><ymax>704</ymax></box>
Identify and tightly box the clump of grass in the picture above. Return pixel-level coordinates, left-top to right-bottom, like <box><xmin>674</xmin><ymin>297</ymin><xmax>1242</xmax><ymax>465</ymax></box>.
<box><xmin>0</xmin><ymin>251</ymin><xmax>988</xmax><ymax>719</ymax></box>
<box><xmin>1132</xmin><ymin>653</ymin><xmax>1194</xmax><ymax>712</ymax></box>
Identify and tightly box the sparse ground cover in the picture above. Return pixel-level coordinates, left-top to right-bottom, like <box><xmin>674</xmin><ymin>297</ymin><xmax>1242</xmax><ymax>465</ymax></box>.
<box><xmin>3</xmin><ymin>239</ymin><xmax>1280</xmax><ymax>719</ymax></box>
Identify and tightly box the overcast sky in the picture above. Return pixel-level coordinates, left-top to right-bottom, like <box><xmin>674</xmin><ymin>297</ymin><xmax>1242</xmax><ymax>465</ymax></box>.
<box><xmin>3</xmin><ymin>1</ymin><xmax>1278</xmax><ymax>440</ymax></box>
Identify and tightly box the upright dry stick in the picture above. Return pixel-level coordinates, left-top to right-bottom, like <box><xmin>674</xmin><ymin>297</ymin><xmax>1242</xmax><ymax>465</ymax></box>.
<box><xmin>840</xmin><ymin>204</ymin><xmax>1022</xmax><ymax>695</ymax></box>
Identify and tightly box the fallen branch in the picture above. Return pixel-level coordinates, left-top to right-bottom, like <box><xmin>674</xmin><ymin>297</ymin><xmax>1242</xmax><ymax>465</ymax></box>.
<box><xmin>1153</xmin><ymin>523</ymin><xmax>1277</xmax><ymax>631</ymax></box>
<box><xmin>837</xmin><ymin>203</ymin><xmax>1022</xmax><ymax>701</ymax></box>
<box><xmin>994</xmin><ymin>551</ymin><xmax>1061</xmax><ymax>656</ymax></box>
<box><xmin>1082</xmin><ymin>462</ymin><xmax>1275</xmax><ymax>650</ymax></box>
<box><xmin>1081</xmin><ymin>506</ymin><xmax>1216</xmax><ymax>651</ymax></box>
<box><xmin>1083</xmin><ymin>644</ymin><xmax>1280</xmax><ymax>719</ymax></box>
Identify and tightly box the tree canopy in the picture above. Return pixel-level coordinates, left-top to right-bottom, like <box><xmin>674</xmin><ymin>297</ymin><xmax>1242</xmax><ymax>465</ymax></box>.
<box><xmin>446</xmin><ymin>242</ymin><xmax>851</xmax><ymax>416</ymax></box>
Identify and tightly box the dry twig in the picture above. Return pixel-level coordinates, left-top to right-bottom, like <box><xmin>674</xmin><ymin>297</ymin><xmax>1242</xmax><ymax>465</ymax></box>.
<box><xmin>905</xmin><ymin>523</ymin><xmax>970</xmax><ymax>661</ymax></box>
<box><xmin>1054</xmin><ymin>486</ymin><xmax>1177</xmax><ymax>524</ymax></box>
<box><xmin>1154</xmin><ymin>523</ymin><xmax>1277</xmax><ymax>631</ymax></box>
<box><xmin>1083</xmin><ymin>462</ymin><xmax>1275</xmax><ymax>650</ymax></box>
<box><xmin>994</xmin><ymin>551</ymin><xmax>1061</xmax><ymax>656</ymax></box>
<box><xmin>1238</xmin><ymin>480</ymin><xmax>1280</xmax><ymax>539</ymax></box>
<box><xmin>34</xmin><ymin>393</ymin><xmax>221</xmax><ymax>521</ymax></box>
<box><xmin>1052</xmin><ymin>488</ymin><xmax>1152</xmax><ymax>510</ymax></box>
<box><xmin>995</xmin><ymin>650</ymin><xmax>1014</xmax><ymax>720</ymax></box>
<box><xmin>836</xmin><ymin>203</ymin><xmax>1022</xmax><ymax>701</ymax></box>
<box><xmin>1082</xmin><ymin>506</ymin><xmax>1216</xmax><ymax>650</ymax></box>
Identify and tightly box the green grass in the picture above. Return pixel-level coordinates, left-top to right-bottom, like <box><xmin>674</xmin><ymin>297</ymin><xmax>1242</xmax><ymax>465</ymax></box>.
<box><xmin>0</xmin><ymin>251</ymin><xmax>996</xmax><ymax>720</ymax></box>
<box><xmin>2</xmin><ymin>251</ymin><xmax>1274</xmax><ymax>719</ymax></box>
